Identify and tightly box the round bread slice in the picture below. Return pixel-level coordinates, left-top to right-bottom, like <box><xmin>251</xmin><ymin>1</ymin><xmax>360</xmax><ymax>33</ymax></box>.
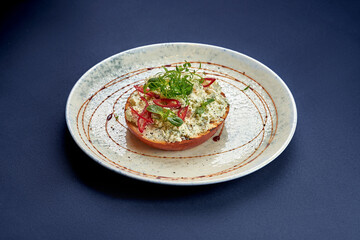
<box><xmin>124</xmin><ymin>92</ymin><xmax>229</xmax><ymax>151</ymax></box>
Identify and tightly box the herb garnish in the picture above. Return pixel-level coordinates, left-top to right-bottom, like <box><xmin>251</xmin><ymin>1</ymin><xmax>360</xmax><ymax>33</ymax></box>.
<box><xmin>195</xmin><ymin>98</ymin><xmax>215</xmax><ymax>115</ymax></box>
<box><xmin>143</xmin><ymin>62</ymin><xmax>202</xmax><ymax>104</ymax></box>
<box><xmin>147</xmin><ymin>105</ymin><xmax>184</xmax><ymax>127</ymax></box>
<box><xmin>242</xmin><ymin>85</ymin><xmax>250</xmax><ymax>91</ymax></box>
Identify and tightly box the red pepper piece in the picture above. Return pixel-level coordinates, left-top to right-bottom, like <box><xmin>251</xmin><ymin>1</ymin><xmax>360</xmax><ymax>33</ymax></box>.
<box><xmin>140</xmin><ymin>96</ymin><xmax>149</xmax><ymax>108</ymax></box>
<box><xmin>139</xmin><ymin>96</ymin><xmax>153</xmax><ymax>123</ymax></box>
<box><xmin>138</xmin><ymin>109</ymin><xmax>153</xmax><ymax>132</ymax></box>
<box><xmin>202</xmin><ymin>78</ymin><xmax>216</xmax><ymax>87</ymax></box>
<box><xmin>153</xmin><ymin>98</ymin><xmax>181</xmax><ymax>108</ymax></box>
<box><xmin>137</xmin><ymin>117</ymin><xmax>148</xmax><ymax>133</ymax></box>
<box><xmin>177</xmin><ymin>106</ymin><xmax>189</xmax><ymax>120</ymax></box>
<box><xmin>129</xmin><ymin>106</ymin><xmax>152</xmax><ymax>123</ymax></box>
<box><xmin>134</xmin><ymin>85</ymin><xmax>160</xmax><ymax>98</ymax></box>
<box><xmin>134</xmin><ymin>85</ymin><xmax>146</xmax><ymax>93</ymax></box>
<box><xmin>130</xmin><ymin>97</ymin><xmax>154</xmax><ymax>133</ymax></box>
<box><xmin>143</xmin><ymin>111</ymin><xmax>153</xmax><ymax>123</ymax></box>
<box><xmin>130</xmin><ymin>107</ymin><xmax>152</xmax><ymax>133</ymax></box>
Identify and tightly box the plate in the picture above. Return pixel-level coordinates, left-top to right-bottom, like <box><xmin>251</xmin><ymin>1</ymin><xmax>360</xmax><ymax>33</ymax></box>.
<box><xmin>66</xmin><ymin>43</ymin><xmax>297</xmax><ymax>185</ymax></box>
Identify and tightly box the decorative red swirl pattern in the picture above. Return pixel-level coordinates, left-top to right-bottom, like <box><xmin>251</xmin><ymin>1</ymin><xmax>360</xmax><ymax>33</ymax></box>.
<box><xmin>75</xmin><ymin>61</ymin><xmax>278</xmax><ymax>181</ymax></box>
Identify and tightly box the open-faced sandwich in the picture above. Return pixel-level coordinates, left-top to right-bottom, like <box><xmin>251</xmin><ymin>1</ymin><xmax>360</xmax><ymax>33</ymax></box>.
<box><xmin>124</xmin><ymin>62</ymin><xmax>229</xmax><ymax>150</ymax></box>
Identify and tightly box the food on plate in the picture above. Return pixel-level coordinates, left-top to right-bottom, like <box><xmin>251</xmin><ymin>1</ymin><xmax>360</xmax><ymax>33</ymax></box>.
<box><xmin>124</xmin><ymin>62</ymin><xmax>229</xmax><ymax>150</ymax></box>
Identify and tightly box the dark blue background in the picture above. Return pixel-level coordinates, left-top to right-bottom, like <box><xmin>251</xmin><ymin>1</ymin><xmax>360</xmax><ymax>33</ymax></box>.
<box><xmin>1</xmin><ymin>0</ymin><xmax>359</xmax><ymax>239</ymax></box>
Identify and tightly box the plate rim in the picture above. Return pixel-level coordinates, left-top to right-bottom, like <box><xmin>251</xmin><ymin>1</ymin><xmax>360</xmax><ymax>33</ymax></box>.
<box><xmin>65</xmin><ymin>42</ymin><xmax>297</xmax><ymax>186</ymax></box>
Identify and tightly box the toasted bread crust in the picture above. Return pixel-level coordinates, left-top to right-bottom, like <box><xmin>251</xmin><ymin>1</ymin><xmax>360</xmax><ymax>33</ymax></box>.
<box><xmin>124</xmin><ymin>92</ymin><xmax>229</xmax><ymax>151</ymax></box>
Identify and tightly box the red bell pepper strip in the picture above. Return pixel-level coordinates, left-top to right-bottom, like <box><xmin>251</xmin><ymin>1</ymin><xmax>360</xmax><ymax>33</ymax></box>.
<box><xmin>153</xmin><ymin>98</ymin><xmax>181</xmax><ymax>108</ymax></box>
<box><xmin>129</xmin><ymin>107</ymin><xmax>146</xmax><ymax>120</ymax></box>
<box><xmin>130</xmin><ymin>107</ymin><xmax>152</xmax><ymax>133</ymax></box>
<box><xmin>138</xmin><ymin>108</ymin><xmax>153</xmax><ymax>132</ymax></box>
<box><xmin>130</xmin><ymin>96</ymin><xmax>154</xmax><ymax>133</ymax></box>
<box><xmin>143</xmin><ymin>111</ymin><xmax>153</xmax><ymax>123</ymax></box>
<box><xmin>139</xmin><ymin>96</ymin><xmax>153</xmax><ymax>123</ymax></box>
<box><xmin>137</xmin><ymin>117</ymin><xmax>148</xmax><ymax>133</ymax></box>
<box><xmin>134</xmin><ymin>85</ymin><xmax>160</xmax><ymax>98</ymax></box>
<box><xmin>129</xmin><ymin>107</ymin><xmax>152</xmax><ymax>123</ymax></box>
<box><xmin>177</xmin><ymin>106</ymin><xmax>189</xmax><ymax>120</ymax></box>
<box><xmin>202</xmin><ymin>78</ymin><xmax>216</xmax><ymax>87</ymax></box>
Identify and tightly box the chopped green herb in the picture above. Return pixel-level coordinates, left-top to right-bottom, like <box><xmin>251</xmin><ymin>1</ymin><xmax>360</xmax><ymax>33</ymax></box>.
<box><xmin>147</xmin><ymin>105</ymin><xmax>184</xmax><ymax>126</ymax></box>
<box><xmin>167</xmin><ymin>116</ymin><xmax>184</xmax><ymax>127</ymax></box>
<box><xmin>242</xmin><ymin>85</ymin><xmax>250</xmax><ymax>91</ymax></box>
<box><xmin>146</xmin><ymin>105</ymin><xmax>163</xmax><ymax>115</ymax></box>
<box><xmin>204</xmin><ymin>98</ymin><xmax>215</xmax><ymax>105</ymax></box>
<box><xmin>195</xmin><ymin>107</ymin><xmax>205</xmax><ymax>115</ymax></box>
<box><xmin>143</xmin><ymin>62</ymin><xmax>202</xmax><ymax>104</ymax></box>
<box><xmin>195</xmin><ymin>98</ymin><xmax>215</xmax><ymax>115</ymax></box>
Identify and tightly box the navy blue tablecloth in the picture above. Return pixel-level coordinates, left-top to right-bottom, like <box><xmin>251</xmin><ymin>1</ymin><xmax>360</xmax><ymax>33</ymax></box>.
<box><xmin>1</xmin><ymin>0</ymin><xmax>359</xmax><ymax>239</ymax></box>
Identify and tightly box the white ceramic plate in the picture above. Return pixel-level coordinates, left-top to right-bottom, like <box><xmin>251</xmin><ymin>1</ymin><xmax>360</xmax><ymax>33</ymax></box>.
<box><xmin>66</xmin><ymin>43</ymin><xmax>297</xmax><ymax>185</ymax></box>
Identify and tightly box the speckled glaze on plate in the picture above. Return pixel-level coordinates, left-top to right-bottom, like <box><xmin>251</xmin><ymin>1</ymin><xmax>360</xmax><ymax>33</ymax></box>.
<box><xmin>66</xmin><ymin>43</ymin><xmax>297</xmax><ymax>185</ymax></box>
